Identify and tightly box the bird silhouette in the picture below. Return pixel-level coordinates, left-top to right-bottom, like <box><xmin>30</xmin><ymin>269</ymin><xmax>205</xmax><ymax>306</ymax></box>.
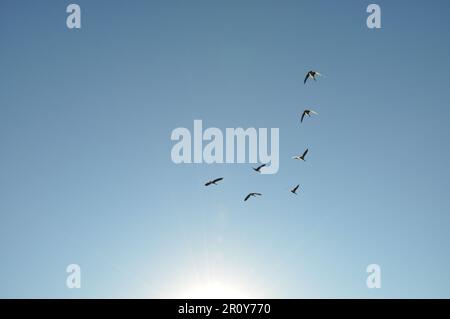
<box><xmin>244</xmin><ymin>193</ymin><xmax>262</xmax><ymax>201</ymax></box>
<box><xmin>304</xmin><ymin>70</ymin><xmax>321</xmax><ymax>84</ymax></box>
<box><xmin>292</xmin><ymin>149</ymin><xmax>309</xmax><ymax>161</ymax></box>
<box><xmin>301</xmin><ymin>109</ymin><xmax>318</xmax><ymax>123</ymax></box>
<box><xmin>290</xmin><ymin>184</ymin><xmax>300</xmax><ymax>195</ymax></box>
<box><xmin>253</xmin><ymin>164</ymin><xmax>266</xmax><ymax>173</ymax></box>
<box><xmin>204</xmin><ymin>177</ymin><xmax>224</xmax><ymax>186</ymax></box>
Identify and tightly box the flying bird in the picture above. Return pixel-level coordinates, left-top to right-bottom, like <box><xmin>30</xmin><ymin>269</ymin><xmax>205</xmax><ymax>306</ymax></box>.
<box><xmin>204</xmin><ymin>177</ymin><xmax>224</xmax><ymax>186</ymax></box>
<box><xmin>292</xmin><ymin>149</ymin><xmax>309</xmax><ymax>161</ymax></box>
<box><xmin>301</xmin><ymin>109</ymin><xmax>318</xmax><ymax>123</ymax></box>
<box><xmin>304</xmin><ymin>70</ymin><xmax>322</xmax><ymax>84</ymax></box>
<box><xmin>253</xmin><ymin>164</ymin><xmax>266</xmax><ymax>173</ymax></box>
<box><xmin>244</xmin><ymin>193</ymin><xmax>262</xmax><ymax>201</ymax></box>
<box><xmin>290</xmin><ymin>184</ymin><xmax>300</xmax><ymax>195</ymax></box>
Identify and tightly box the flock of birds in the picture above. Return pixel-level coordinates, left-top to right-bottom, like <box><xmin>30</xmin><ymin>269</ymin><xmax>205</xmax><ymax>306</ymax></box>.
<box><xmin>204</xmin><ymin>70</ymin><xmax>322</xmax><ymax>202</ymax></box>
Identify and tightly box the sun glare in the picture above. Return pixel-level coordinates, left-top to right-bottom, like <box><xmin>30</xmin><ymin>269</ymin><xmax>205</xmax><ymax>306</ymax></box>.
<box><xmin>180</xmin><ymin>281</ymin><xmax>250</xmax><ymax>299</ymax></box>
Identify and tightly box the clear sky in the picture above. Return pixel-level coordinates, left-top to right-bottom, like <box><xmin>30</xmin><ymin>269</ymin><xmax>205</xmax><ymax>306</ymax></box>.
<box><xmin>1</xmin><ymin>0</ymin><xmax>450</xmax><ymax>298</ymax></box>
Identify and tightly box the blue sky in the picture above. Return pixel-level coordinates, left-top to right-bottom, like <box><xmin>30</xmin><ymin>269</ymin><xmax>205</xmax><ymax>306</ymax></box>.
<box><xmin>1</xmin><ymin>0</ymin><xmax>450</xmax><ymax>298</ymax></box>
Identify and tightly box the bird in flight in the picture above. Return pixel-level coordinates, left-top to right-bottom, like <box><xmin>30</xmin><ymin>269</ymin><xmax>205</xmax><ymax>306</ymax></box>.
<box><xmin>301</xmin><ymin>109</ymin><xmax>318</xmax><ymax>123</ymax></box>
<box><xmin>253</xmin><ymin>164</ymin><xmax>266</xmax><ymax>173</ymax></box>
<box><xmin>292</xmin><ymin>149</ymin><xmax>309</xmax><ymax>161</ymax></box>
<box><xmin>304</xmin><ymin>70</ymin><xmax>322</xmax><ymax>84</ymax></box>
<box><xmin>290</xmin><ymin>184</ymin><xmax>300</xmax><ymax>195</ymax></box>
<box><xmin>204</xmin><ymin>177</ymin><xmax>224</xmax><ymax>186</ymax></box>
<box><xmin>244</xmin><ymin>193</ymin><xmax>262</xmax><ymax>201</ymax></box>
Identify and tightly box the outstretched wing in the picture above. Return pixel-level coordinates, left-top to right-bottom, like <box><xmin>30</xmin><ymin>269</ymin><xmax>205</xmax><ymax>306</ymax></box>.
<box><xmin>304</xmin><ymin>72</ymin><xmax>310</xmax><ymax>84</ymax></box>
<box><xmin>213</xmin><ymin>177</ymin><xmax>223</xmax><ymax>184</ymax></box>
<box><xmin>293</xmin><ymin>185</ymin><xmax>299</xmax><ymax>192</ymax></box>
<box><xmin>205</xmin><ymin>181</ymin><xmax>212</xmax><ymax>186</ymax></box>
<box><xmin>244</xmin><ymin>194</ymin><xmax>251</xmax><ymax>201</ymax></box>
<box><xmin>302</xmin><ymin>148</ymin><xmax>309</xmax><ymax>157</ymax></box>
<box><xmin>301</xmin><ymin>111</ymin><xmax>306</xmax><ymax>123</ymax></box>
